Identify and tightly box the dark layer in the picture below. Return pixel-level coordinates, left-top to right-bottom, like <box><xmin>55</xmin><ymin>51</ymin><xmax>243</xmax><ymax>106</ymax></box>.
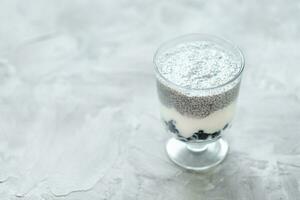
<box><xmin>157</xmin><ymin>80</ymin><xmax>240</xmax><ymax>118</ymax></box>
<box><xmin>164</xmin><ymin>120</ymin><xmax>229</xmax><ymax>142</ymax></box>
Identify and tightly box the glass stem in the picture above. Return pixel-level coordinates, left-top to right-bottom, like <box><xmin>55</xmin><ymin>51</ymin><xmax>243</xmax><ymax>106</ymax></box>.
<box><xmin>186</xmin><ymin>142</ymin><xmax>208</xmax><ymax>153</ymax></box>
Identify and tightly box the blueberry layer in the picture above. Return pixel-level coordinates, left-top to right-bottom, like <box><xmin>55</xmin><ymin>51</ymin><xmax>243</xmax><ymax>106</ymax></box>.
<box><xmin>164</xmin><ymin>120</ymin><xmax>229</xmax><ymax>142</ymax></box>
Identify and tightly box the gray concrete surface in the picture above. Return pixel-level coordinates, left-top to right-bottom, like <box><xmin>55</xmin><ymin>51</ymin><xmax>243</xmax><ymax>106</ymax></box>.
<box><xmin>0</xmin><ymin>0</ymin><xmax>299</xmax><ymax>199</ymax></box>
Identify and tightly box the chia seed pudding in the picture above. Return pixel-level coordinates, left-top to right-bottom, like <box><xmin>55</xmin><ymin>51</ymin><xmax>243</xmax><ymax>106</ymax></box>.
<box><xmin>154</xmin><ymin>37</ymin><xmax>243</xmax><ymax>141</ymax></box>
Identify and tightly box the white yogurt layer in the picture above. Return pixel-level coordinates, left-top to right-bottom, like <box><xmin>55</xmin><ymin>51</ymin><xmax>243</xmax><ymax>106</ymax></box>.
<box><xmin>160</xmin><ymin>101</ymin><xmax>236</xmax><ymax>138</ymax></box>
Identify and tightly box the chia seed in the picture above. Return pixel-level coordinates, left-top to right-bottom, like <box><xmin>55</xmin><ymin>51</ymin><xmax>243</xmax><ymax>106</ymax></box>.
<box><xmin>157</xmin><ymin>80</ymin><xmax>240</xmax><ymax>118</ymax></box>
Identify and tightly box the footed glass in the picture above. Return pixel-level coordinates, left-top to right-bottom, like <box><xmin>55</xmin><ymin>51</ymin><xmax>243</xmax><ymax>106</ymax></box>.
<box><xmin>153</xmin><ymin>34</ymin><xmax>244</xmax><ymax>171</ymax></box>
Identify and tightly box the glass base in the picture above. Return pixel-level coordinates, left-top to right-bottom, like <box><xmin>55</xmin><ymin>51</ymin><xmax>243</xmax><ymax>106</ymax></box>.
<box><xmin>166</xmin><ymin>138</ymin><xmax>229</xmax><ymax>172</ymax></box>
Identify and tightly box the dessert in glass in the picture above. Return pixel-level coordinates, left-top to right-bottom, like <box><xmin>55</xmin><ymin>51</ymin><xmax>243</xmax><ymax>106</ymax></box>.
<box><xmin>153</xmin><ymin>34</ymin><xmax>244</xmax><ymax>171</ymax></box>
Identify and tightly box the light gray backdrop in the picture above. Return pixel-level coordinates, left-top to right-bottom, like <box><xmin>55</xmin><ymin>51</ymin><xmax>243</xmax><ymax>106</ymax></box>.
<box><xmin>0</xmin><ymin>0</ymin><xmax>299</xmax><ymax>199</ymax></box>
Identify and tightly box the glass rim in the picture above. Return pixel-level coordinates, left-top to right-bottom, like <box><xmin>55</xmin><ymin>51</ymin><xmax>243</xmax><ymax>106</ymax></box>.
<box><xmin>153</xmin><ymin>33</ymin><xmax>245</xmax><ymax>91</ymax></box>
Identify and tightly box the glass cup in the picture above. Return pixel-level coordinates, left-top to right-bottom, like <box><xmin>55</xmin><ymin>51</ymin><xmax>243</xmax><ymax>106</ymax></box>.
<box><xmin>153</xmin><ymin>34</ymin><xmax>245</xmax><ymax>171</ymax></box>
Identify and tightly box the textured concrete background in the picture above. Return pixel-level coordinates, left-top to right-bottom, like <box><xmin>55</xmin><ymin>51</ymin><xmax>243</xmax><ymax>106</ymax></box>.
<box><xmin>0</xmin><ymin>0</ymin><xmax>300</xmax><ymax>199</ymax></box>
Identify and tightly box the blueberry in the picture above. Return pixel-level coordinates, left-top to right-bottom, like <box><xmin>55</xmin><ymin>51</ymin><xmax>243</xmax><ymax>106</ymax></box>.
<box><xmin>165</xmin><ymin>120</ymin><xmax>179</xmax><ymax>134</ymax></box>
<box><xmin>197</xmin><ymin>132</ymin><xmax>209</xmax><ymax>140</ymax></box>
<box><xmin>212</xmin><ymin>131</ymin><xmax>221</xmax><ymax>138</ymax></box>
<box><xmin>223</xmin><ymin>124</ymin><xmax>229</xmax><ymax>130</ymax></box>
<box><xmin>189</xmin><ymin>130</ymin><xmax>209</xmax><ymax>140</ymax></box>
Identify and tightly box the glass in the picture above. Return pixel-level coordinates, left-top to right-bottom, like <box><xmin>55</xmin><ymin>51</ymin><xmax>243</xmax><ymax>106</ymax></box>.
<box><xmin>153</xmin><ymin>34</ymin><xmax>245</xmax><ymax>171</ymax></box>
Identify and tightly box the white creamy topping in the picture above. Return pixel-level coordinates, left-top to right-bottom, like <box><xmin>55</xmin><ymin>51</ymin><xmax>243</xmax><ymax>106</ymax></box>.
<box><xmin>156</xmin><ymin>41</ymin><xmax>241</xmax><ymax>90</ymax></box>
